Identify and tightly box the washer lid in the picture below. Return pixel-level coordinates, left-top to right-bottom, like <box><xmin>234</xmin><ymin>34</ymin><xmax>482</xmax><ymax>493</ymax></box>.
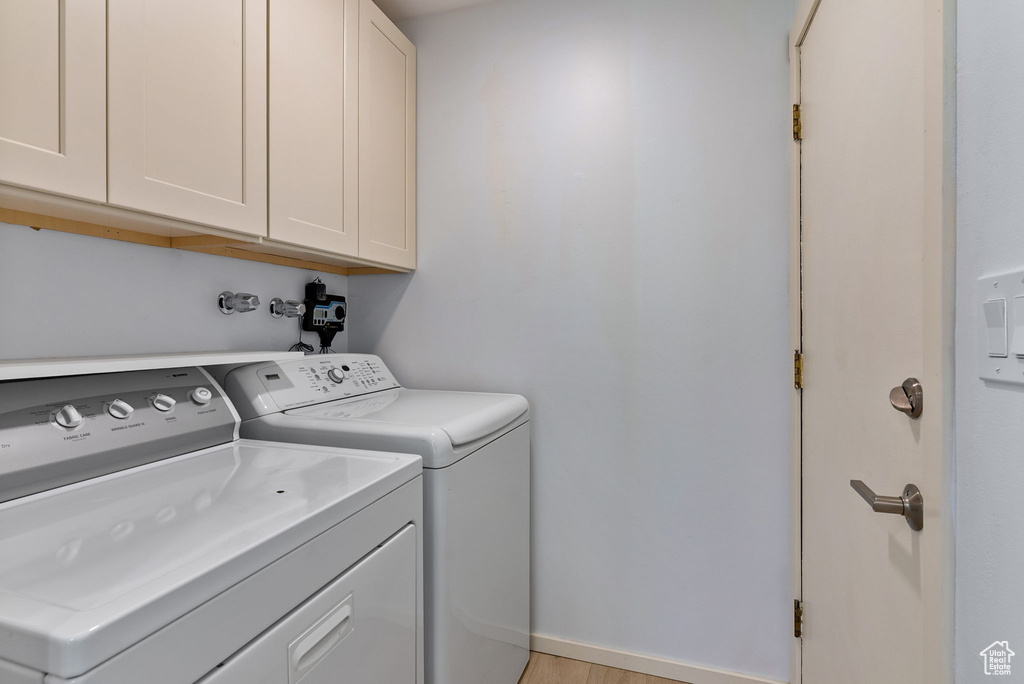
<box><xmin>0</xmin><ymin>439</ymin><xmax>420</xmax><ymax>678</ymax></box>
<box><xmin>288</xmin><ymin>389</ymin><xmax>529</xmax><ymax>447</ymax></box>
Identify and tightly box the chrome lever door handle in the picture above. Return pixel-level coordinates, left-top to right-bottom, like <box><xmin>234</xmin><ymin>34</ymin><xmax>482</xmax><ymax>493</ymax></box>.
<box><xmin>850</xmin><ymin>480</ymin><xmax>904</xmax><ymax>514</ymax></box>
<box><xmin>850</xmin><ymin>480</ymin><xmax>924</xmax><ymax>531</ymax></box>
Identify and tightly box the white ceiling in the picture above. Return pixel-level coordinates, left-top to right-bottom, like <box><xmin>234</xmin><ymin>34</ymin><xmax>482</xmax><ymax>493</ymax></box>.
<box><xmin>373</xmin><ymin>0</ymin><xmax>499</xmax><ymax>23</ymax></box>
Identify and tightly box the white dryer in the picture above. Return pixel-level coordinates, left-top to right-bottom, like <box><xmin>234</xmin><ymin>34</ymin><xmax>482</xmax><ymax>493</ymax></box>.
<box><xmin>221</xmin><ymin>354</ymin><xmax>530</xmax><ymax>684</ymax></box>
<box><xmin>0</xmin><ymin>365</ymin><xmax>423</xmax><ymax>684</ymax></box>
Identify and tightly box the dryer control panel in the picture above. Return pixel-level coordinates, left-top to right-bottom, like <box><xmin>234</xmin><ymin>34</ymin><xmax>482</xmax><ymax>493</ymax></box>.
<box><xmin>0</xmin><ymin>367</ymin><xmax>236</xmax><ymax>503</ymax></box>
<box><xmin>221</xmin><ymin>354</ymin><xmax>401</xmax><ymax>420</ymax></box>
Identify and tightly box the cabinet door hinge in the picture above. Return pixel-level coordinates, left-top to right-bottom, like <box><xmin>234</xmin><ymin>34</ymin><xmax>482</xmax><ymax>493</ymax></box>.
<box><xmin>793</xmin><ymin>104</ymin><xmax>802</xmax><ymax>141</ymax></box>
<box><xmin>794</xmin><ymin>350</ymin><xmax>804</xmax><ymax>389</ymax></box>
<box><xmin>794</xmin><ymin>599</ymin><xmax>804</xmax><ymax>638</ymax></box>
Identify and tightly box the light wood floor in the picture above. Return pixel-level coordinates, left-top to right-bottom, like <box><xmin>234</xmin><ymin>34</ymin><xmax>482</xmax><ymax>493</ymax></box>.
<box><xmin>518</xmin><ymin>652</ymin><xmax>689</xmax><ymax>684</ymax></box>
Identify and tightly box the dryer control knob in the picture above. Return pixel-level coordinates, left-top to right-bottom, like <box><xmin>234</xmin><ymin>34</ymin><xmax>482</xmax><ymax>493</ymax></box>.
<box><xmin>151</xmin><ymin>394</ymin><xmax>176</xmax><ymax>412</ymax></box>
<box><xmin>190</xmin><ymin>387</ymin><xmax>213</xmax><ymax>406</ymax></box>
<box><xmin>327</xmin><ymin>368</ymin><xmax>345</xmax><ymax>384</ymax></box>
<box><xmin>107</xmin><ymin>399</ymin><xmax>134</xmax><ymax>420</ymax></box>
<box><xmin>55</xmin><ymin>405</ymin><xmax>83</xmax><ymax>429</ymax></box>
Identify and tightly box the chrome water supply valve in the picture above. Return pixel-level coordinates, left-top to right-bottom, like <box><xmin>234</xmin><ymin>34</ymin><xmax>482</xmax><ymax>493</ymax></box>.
<box><xmin>270</xmin><ymin>298</ymin><xmax>306</xmax><ymax>319</ymax></box>
<box><xmin>218</xmin><ymin>292</ymin><xmax>260</xmax><ymax>314</ymax></box>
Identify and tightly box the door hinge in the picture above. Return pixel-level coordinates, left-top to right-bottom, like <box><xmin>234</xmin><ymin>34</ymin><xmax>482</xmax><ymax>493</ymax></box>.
<box><xmin>794</xmin><ymin>599</ymin><xmax>803</xmax><ymax>638</ymax></box>
<box><xmin>794</xmin><ymin>350</ymin><xmax>804</xmax><ymax>389</ymax></box>
<box><xmin>792</xmin><ymin>104</ymin><xmax>802</xmax><ymax>141</ymax></box>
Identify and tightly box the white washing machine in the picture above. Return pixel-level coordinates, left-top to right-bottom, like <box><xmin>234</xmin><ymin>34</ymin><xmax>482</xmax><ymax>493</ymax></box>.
<box><xmin>0</xmin><ymin>365</ymin><xmax>423</xmax><ymax>684</ymax></box>
<box><xmin>220</xmin><ymin>354</ymin><xmax>530</xmax><ymax>684</ymax></box>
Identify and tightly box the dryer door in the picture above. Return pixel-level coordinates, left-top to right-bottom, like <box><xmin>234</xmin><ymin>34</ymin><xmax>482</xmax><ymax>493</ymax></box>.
<box><xmin>198</xmin><ymin>525</ymin><xmax>417</xmax><ymax>684</ymax></box>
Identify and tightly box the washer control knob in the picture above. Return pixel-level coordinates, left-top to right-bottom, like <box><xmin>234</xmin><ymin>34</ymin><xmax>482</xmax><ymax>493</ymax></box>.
<box><xmin>327</xmin><ymin>368</ymin><xmax>345</xmax><ymax>384</ymax></box>
<box><xmin>107</xmin><ymin>399</ymin><xmax>134</xmax><ymax>420</ymax></box>
<box><xmin>55</xmin><ymin>405</ymin><xmax>83</xmax><ymax>429</ymax></box>
<box><xmin>190</xmin><ymin>387</ymin><xmax>213</xmax><ymax>406</ymax></box>
<box><xmin>151</xmin><ymin>394</ymin><xmax>176</xmax><ymax>412</ymax></box>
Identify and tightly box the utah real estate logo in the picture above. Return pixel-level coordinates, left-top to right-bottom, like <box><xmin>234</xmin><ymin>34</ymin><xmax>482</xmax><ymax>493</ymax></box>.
<box><xmin>980</xmin><ymin>641</ymin><xmax>1015</xmax><ymax>676</ymax></box>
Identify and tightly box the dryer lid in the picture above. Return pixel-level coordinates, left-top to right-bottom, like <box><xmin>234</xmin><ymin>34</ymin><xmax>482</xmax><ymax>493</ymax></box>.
<box><xmin>0</xmin><ymin>440</ymin><xmax>420</xmax><ymax>678</ymax></box>
<box><xmin>288</xmin><ymin>388</ymin><xmax>529</xmax><ymax>447</ymax></box>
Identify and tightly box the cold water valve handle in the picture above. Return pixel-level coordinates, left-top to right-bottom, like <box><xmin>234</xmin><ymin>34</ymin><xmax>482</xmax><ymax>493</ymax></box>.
<box><xmin>270</xmin><ymin>298</ymin><xmax>306</xmax><ymax>319</ymax></box>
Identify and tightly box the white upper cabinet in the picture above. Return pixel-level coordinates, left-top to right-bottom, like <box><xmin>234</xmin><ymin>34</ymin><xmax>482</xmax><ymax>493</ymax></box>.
<box><xmin>107</xmin><ymin>0</ymin><xmax>267</xmax><ymax>236</ymax></box>
<box><xmin>0</xmin><ymin>0</ymin><xmax>106</xmax><ymax>202</ymax></box>
<box><xmin>269</xmin><ymin>0</ymin><xmax>359</xmax><ymax>255</ymax></box>
<box><xmin>0</xmin><ymin>0</ymin><xmax>415</xmax><ymax>271</ymax></box>
<box><xmin>357</xmin><ymin>0</ymin><xmax>416</xmax><ymax>270</ymax></box>
<box><xmin>271</xmin><ymin>0</ymin><xmax>416</xmax><ymax>268</ymax></box>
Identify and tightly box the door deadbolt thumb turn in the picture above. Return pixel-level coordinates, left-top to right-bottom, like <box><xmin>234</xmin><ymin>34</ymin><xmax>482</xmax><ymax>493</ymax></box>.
<box><xmin>850</xmin><ymin>480</ymin><xmax>924</xmax><ymax>531</ymax></box>
<box><xmin>889</xmin><ymin>377</ymin><xmax>923</xmax><ymax>419</ymax></box>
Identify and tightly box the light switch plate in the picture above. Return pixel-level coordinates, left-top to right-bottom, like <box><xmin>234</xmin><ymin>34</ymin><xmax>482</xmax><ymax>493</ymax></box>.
<box><xmin>978</xmin><ymin>270</ymin><xmax>1024</xmax><ymax>384</ymax></box>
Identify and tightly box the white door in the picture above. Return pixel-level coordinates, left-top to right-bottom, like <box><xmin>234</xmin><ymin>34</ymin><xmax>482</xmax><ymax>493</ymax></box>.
<box><xmin>107</xmin><ymin>0</ymin><xmax>267</xmax><ymax>236</ymax></box>
<box><xmin>794</xmin><ymin>0</ymin><xmax>952</xmax><ymax>682</ymax></box>
<box><xmin>269</xmin><ymin>0</ymin><xmax>359</xmax><ymax>256</ymax></box>
<box><xmin>0</xmin><ymin>0</ymin><xmax>105</xmax><ymax>202</ymax></box>
<box><xmin>357</xmin><ymin>0</ymin><xmax>416</xmax><ymax>269</ymax></box>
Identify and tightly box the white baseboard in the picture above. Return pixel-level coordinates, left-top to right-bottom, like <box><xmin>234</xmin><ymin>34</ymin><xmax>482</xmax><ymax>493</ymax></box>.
<box><xmin>529</xmin><ymin>634</ymin><xmax>787</xmax><ymax>684</ymax></box>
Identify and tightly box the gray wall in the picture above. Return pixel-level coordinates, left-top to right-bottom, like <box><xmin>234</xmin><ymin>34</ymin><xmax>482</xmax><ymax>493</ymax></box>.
<box><xmin>955</xmin><ymin>3</ymin><xmax>1024</xmax><ymax>682</ymax></box>
<box><xmin>0</xmin><ymin>222</ymin><xmax>347</xmax><ymax>359</ymax></box>
<box><xmin>348</xmin><ymin>0</ymin><xmax>794</xmax><ymax>679</ymax></box>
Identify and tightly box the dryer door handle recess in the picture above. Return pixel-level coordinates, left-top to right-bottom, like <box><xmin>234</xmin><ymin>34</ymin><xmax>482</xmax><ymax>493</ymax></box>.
<box><xmin>288</xmin><ymin>595</ymin><xmax>354</xmax><ymax>681</ymax></box>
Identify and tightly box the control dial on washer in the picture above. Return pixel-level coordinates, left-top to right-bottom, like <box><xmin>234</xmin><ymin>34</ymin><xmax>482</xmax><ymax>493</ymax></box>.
<box><xmin>107</xmin><ymin>399</ymin><xmax>134</xmax><ymax>420</ymax></box>
<box><xmin>151</xmin><ymin>394</ymin><xmax>176</xmax><ymax>412</ymax></box>
<box><xmin>55</xmin><ymin>405</ymin><xmax>83</xmax><ymax>429</ymax></box>
<box><xmin>327</xmin><ymin>368</ymin><xmax>345</xmax><ymax>384</ymax></box>
<box><xmin>190</xmin><ymin>387</ymin><xmax>213</xmax><ymax>406</ymax></box>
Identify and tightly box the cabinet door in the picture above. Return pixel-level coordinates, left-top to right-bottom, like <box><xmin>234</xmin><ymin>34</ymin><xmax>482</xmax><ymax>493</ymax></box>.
<box><xmin>269</xmin><ymin>0</ymin><xmax>358</xmax><ymax>255</ymax></box>
<box><xmin>108</xmin><ymin>0</ymin><xmax>267</xmax><ymax>236</ymax></box>
<box><xmin>358</xmin><ymin>0</ymin><xmax>416</xmax><ymax>269</ymax></box>
<box><xmin>0</xmin><ymin>0</ymin><xmax>105</xmax><ymax>202</ymax></box>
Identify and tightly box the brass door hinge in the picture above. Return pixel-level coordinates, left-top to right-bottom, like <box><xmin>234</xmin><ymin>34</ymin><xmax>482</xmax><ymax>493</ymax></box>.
<box><xmin>793</xmin><ymin>104</ymin><xmax>802</xmax><ymax>141</ymax></box>
<box><xmin>794</xmin><ymin>350</ymin><xmax>804</xmax><ymax>389</ymax></box>
<box><xmin>794</xmin><ymin>599</ymin><xmax>804</xmax><ymax>638</ymax></box>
